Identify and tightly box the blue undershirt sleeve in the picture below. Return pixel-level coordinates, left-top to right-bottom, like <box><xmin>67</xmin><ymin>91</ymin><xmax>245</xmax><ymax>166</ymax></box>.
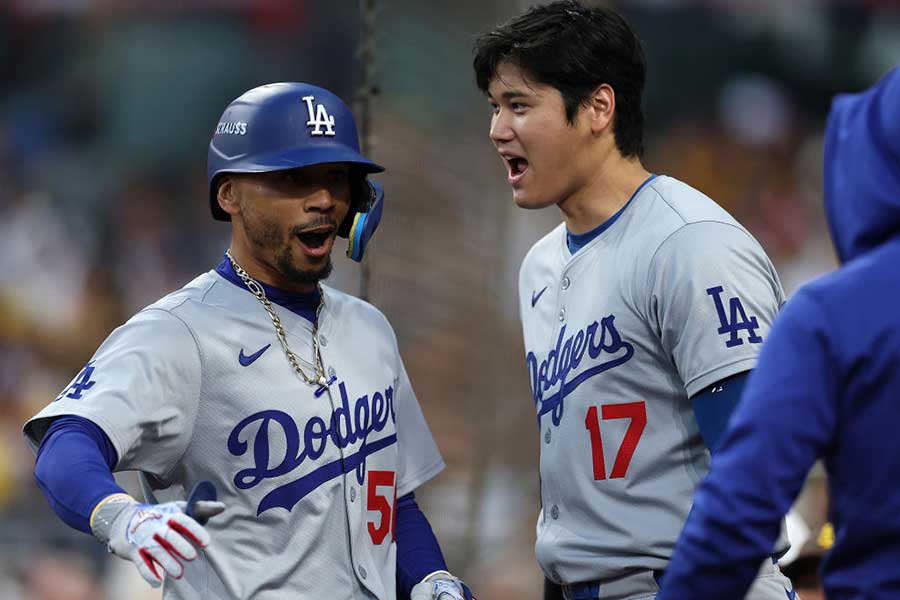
<box><xmin>690</xmin><ymin>370</ymin><xmax>750</xmax><ymax>453</ymax></box>
<box><xmin>395</xmin><ymin>492</ymin><xmax>448</xmax><ymax>599</ymax></box>
<box><xmin>33</xmin><ymin>415</ymin><xmax>125</xmax><ymax>534</ymax></box>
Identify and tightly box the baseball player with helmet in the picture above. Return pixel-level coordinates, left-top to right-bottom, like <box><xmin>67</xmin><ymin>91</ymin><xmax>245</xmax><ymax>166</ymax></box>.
<box><xmin>658</xmin><ymin>66</ymin><xmax>900</xmax><ymax>600</ymax></box>
<box><xmin>24</xmin><ymin>82</ymin><xmax>474</xmax><ymax>600</ymax></box>
<box><xmin>473</xmin><ymin>2</ymin><xmax>795</xmax><ymax>599</ymax></box>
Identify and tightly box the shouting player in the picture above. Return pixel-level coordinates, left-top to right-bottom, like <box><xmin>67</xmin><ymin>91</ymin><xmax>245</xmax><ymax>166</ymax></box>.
<box><xmin>24</xmin><ymin>83</ymin><xmax>473</xmax><ymax>600</ymax></box>
<box><xmin>658</xmin><ymin>66</ymin><xmax>900</xmax><ymax>600</ymax></box>
<box><xmin>474</xmin><ymin>2</ymin><xmax>794</xmax><ymax>599</ymax></box>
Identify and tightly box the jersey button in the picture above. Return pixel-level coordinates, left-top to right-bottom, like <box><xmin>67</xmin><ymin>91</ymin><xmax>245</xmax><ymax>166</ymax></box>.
<box><xmin>319</xmin><ymin>335</ymin><xmax>328</xmax><ymax>347</ymax></box>
<box><xmin>561</xmin><ymin>276</ymin><xmax>570</xmax><ymax>290</ymax></box>
<box><xmin>557</xmin><ymin>308</ymin><xmax>566</xmax><ymax>322</ymax></box>
<box><xmin>359</xmin><ymin>565</ymin><xmax>367</xmax><ymax>580</ymax></box>
<box><xmin>350</xmin><ymin>487</ymin><xmax>357</xmax><ymax>502</ymax></box>
<box><xmin>550</xmin><ymin>504</ymin><xmax>559</xmax><ymax>520</ymax></box>
<box><xmin>328</xmin><ymin>366</ymin><xmax>337</xmax><ymax>379</ymax></box>
<box><xmin>544</xmin><ymin>429</ymin><xmax>551</xmax><ymax>444</ymax></box>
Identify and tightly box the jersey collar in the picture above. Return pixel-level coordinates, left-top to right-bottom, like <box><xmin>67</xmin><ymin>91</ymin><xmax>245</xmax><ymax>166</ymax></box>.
<box><xmin>215</xmin><ymin>255</ymin><xmax>321</xmax><ymax>324</ymax></box>
<box><xmin>566</xmin><ymin>174</ymin><xmax>657</xmax><ymax>255</ymax></box>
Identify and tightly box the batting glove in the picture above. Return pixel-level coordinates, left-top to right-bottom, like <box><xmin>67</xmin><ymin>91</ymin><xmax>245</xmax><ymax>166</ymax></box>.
<box><xmin>90</xmin><ymin>492</ymin><xmax>225</xmax><ymax>587</ymax></box>
<box><xmin>410</xmin><ymin>570</ymin><xmax>476</xmax><ymax>600</ymax></box>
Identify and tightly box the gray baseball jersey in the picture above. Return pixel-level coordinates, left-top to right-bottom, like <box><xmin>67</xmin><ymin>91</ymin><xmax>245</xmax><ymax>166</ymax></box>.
<box><xmin>520</xmin><ymin>176</ymin><xmax>785</xmax><ymax>586</ymax></box>
<box><xmin>24</xmin><ymin>269</ymin><xmax>445</xmax><ymax>599</ymax></box>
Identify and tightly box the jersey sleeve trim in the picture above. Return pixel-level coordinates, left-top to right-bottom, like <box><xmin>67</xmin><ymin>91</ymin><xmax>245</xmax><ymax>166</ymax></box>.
<box><xmin>25</xmin><ymin>411</ymin><xmax>131</xmax><ymax>465</ymax></box>
<box><xmin>684</xmin><ymin>356</ymin><xmax>758</xmax><ymax>398</ymax></box>
<box><xmin>396</xmin><ymin>456</ymin><xmax>445</xmax><ymax>498</ymax></box>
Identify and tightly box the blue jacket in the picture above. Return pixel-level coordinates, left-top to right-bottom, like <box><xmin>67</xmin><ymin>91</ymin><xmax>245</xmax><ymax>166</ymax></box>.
<box><xmin>658</xmin><ymin>66</ymin><xmax>900</xmax><ymax>599</ymax></box>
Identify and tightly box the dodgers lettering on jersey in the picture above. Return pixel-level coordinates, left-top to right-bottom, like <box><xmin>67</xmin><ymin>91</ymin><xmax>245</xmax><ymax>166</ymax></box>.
<box><xmin>24</xmin><ymin>271</ymin><xmax>444</xmax><ymax>600</ymax></box>
<box><xmin>527</xmin><ymin>317</ymin><xmax>634</xmax><ymax>427</ymax></box>
<box><xmin>518</xmin><ymin>176</ymin><xmax>784</xmax><ymax>588</ymax></box>
<box><xmin>229</xmin><ymin>381</ymin><xmax>398</xmax><ymax>515</ymax></box>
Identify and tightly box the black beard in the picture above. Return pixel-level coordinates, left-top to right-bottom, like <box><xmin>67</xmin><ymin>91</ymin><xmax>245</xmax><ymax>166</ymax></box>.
<box><xmin>243</xmin><ymin>211</ymin><xmax>334</xmax><ymax>288</ymax></box>
<box><xmin>275</xmin><ymin>246</ymin><xmax>333</xmax><ymax>286</ymax></box>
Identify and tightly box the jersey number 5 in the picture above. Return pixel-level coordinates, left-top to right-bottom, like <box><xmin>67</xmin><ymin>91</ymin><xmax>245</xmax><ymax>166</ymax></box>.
<box><xmin>585</xmin><ymin>401</ymin><xmax>647</xmax><ymax>480</ymax></box>
<box><xmin>367</xmin><ymin>470</ymin><xmax>397</xmax><ymax>545</ymax></box>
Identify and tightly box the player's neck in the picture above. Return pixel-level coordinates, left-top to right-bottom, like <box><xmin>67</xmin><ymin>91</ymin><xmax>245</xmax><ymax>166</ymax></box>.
<box><xmin>558</xmin><ymin>154</ymin><xmax>650</xmax><ymax>235</ymax></box>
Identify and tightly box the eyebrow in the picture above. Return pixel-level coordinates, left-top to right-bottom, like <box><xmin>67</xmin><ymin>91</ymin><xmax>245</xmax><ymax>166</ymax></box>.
<box><xmin>489</xmin><ymin>89</ymin><xmax>532</xmax><ymax>102</ymax></box>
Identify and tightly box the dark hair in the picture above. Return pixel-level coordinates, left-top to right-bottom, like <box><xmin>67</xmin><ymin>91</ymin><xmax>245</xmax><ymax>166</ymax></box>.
<box><xmin>473</xmin><ymin>0</ymin><xmax>646</xmax><ymax>157</ymax></box>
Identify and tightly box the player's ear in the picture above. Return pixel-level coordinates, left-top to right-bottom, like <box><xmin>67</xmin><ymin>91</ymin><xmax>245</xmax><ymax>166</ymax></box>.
<box><xmin>216</xmin><ymin>175</ymin><xmax>241</xmax><ymax>217</ymax></box>
<box><xmin>587</xmin><ymin>83</ymin><xmax>615</xmax><ymax>136</ymax></box>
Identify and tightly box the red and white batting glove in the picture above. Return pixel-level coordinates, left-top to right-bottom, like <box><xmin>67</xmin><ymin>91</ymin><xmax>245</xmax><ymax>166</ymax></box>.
<box><xmin>90</xmin><ymin>493</ymin><xmax>225</xmax><ymax>587</ymax></box>
<box><xmin>411</xmin><ymin>570</ymin><xmax>476</xmax><ymax>600</ymax></box>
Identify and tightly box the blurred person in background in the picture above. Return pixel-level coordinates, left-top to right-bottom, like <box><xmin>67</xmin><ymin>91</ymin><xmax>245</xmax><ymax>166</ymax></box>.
<box><xmin>18</xmin><ymin>551</ymin><xmax>101</xmax><ymax>600</ymax></box>
<box><xmin>474</xmin><ymin>1</ymin><xmax>793</xmax><ymax>599</ymax></box>
<box><xmin>21</xmin><ymin>82</ymin><xmax>473</xmax><ymax>600</ymax></box>
<box><xmin>658</xmin><ymin>66</ymin><xmax>900</xmax><ymax>600</ymax></box>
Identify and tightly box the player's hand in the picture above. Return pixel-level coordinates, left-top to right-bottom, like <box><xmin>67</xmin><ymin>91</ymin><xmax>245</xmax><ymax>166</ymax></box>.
<box><xmin>90</xmin><ymin>491</ymin><xmax>225</xmax><ymax>587</ymax></box>
<box><xmin>410</xmin><ymin>570</ymin><xmax>476</xmax><ymax>600</ymax></box>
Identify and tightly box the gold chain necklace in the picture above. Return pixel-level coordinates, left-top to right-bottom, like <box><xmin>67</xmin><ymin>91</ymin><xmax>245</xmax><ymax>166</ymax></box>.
<box><xmin>225</xmin><ymin>249</ymin><xmax>334</xmax><ymax>394</ymax></box>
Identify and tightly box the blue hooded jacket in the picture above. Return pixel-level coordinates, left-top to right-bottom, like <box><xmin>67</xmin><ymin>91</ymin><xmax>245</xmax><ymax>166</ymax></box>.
<box><xmin>658</xmin><ymin>66</ymin><xmax>900</xmax><ymax>599</ymax></box>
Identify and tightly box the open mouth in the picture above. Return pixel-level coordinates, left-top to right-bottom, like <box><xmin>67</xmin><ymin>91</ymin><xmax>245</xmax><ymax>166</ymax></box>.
<box><xmin>298</xmin><ymin>231</ymin><xmax>330</xmax><ymax>248</ymax></box>
<box><xmin>296</xmin><ymin>226</ymin><xmax>335</xmax><ymax>257</ymax></box>
<box><xmin>503</xmin><ymin>155</ymin><xmax>529</xmax><ymax>185</ymax></box>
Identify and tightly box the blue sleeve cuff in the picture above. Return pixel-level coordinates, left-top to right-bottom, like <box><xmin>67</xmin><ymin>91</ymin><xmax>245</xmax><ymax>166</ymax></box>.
<box><xmin>690</xmin><ymin>370</ymin><xmax>750</xmax><ymax>453</ymax></box>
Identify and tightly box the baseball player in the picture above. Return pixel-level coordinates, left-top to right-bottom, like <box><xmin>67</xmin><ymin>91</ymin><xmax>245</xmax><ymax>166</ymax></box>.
<box><xmin>473</xmin><ymin>2</ymin><xmax>795</xmax><ymax>599</ymax></box>
<box><xmin>658</xmin><ymin>66</ymin><xmax>900</xmax><ymax>600</ymax></box>
<box><xmin>24</xmin><ymin>82</ymin><xmax>473</xmax><ymax>600</ymax></box>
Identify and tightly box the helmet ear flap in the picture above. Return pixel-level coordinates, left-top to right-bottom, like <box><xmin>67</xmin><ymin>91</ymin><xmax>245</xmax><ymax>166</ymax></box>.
<box><xmin>344</xmin><ymin>180</ymin><xmax>384</xmax><ymax>263</ymax></box>
<box><xmin>338</xmin><ymin>172</ymin><xmax>371</xmax><ymax>238</ymax></box>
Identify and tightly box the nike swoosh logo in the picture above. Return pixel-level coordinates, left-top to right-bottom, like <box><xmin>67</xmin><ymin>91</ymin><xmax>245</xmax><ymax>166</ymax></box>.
<box><xmin>531</xmin><ymin>286</ymin><xmax>548</xmax><ymax>308</ymax></box>
<box><xmin>239</xmin><ymin>344</ymin><xmax>271</xmax><ymax>367</ymax></box>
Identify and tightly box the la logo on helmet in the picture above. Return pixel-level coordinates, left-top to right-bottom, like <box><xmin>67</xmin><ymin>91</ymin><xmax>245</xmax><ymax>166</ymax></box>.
<box><xmin>302</xmin><ymin>96</ymin><xmax>336</xmax><ymax>137</ymax></box>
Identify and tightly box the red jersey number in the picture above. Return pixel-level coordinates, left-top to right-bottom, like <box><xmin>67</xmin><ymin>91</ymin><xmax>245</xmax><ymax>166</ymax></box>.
<box><xmin>367</xmin><ymin>470</ymin><xmax>396</xmax><ymax>544</ymax></box>
<box><xmin>585</xmin><ymin>401</ymin><xmax>647</xmax><ymax>480</ymax></box>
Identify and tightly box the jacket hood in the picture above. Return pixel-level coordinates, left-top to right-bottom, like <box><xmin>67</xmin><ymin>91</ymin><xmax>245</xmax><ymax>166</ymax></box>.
<box><xmin>823</xmin><ymin>66</ymin><xmax>900</xmax><ymax>263</ymax></box>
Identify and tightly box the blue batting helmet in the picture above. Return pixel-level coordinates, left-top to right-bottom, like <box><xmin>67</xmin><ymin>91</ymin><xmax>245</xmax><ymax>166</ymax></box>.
<box><xmin>207</xmin><ymin>83</ymin><xmax>385</xmax><ymax>259</ymax></box>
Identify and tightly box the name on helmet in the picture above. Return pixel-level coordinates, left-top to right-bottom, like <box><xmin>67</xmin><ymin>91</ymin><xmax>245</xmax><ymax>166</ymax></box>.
<box><xmin>216</xmin><ymin>121</ymin><xmax>248</xmax><ymax>136</ymax></box>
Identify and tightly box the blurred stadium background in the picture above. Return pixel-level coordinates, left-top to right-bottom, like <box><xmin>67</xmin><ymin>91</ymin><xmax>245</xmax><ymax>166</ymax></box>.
<box><xmin>0</xmin><ymin>0</ymin><xmax>896</xmax><ymax>598</ymax></box>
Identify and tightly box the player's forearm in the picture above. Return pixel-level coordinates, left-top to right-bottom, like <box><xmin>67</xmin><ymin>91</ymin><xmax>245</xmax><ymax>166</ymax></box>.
<box><xmin>33</xmin><ymin>416</ymin><xmax>125</xmax><ymax>534</ymax></box>
<box><xmin>394</xmin><ymin>492</ymin><xmax>449</xmax><ymax>598</ymax></box>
